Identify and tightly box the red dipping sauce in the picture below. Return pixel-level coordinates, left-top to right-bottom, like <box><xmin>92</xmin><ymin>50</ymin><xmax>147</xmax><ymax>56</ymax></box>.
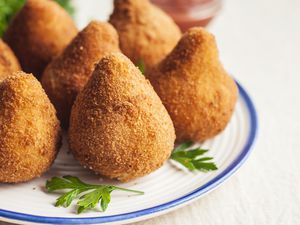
<box><xmin>151</xmin><ymin>0</ymin><xmax>222</xmax><ymax>32</ymax></box>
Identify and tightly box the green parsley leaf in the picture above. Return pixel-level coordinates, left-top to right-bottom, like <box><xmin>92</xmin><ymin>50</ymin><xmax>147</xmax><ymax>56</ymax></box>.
<box><xmin>173</xmin><ymin>141</ymin><xmax>193</xmax><ymax>153</ymax></box>
<box><xmin>46</xmin><ymin>176</ymin><xmax>144</xmax><ymax>214</ymax></box>
<box><xmin>0</xmin><ymin>0</ymin><xmax>25</xmax><ymax>37</ymax></box>
<box><xmin>55</xmin><ymin>189</ymin><xmax>85</xmax><ymax>207</ymax></box>
<box><xmin>55</xmin><ymin>0</ymin><xmax>75</xmax><ymax>16</ymax></box>
<box><xmin>170</xmin><ymin>142</ymin><xmax>218</xmax><ymax>172</ymax></box>
<box><xmin>136</xmin><ymin>60</ymin><xmax>146</xmax><ymax>75</ymax></box>
<box><xmin>100</xmin><ymin>188</ymin><xmax>112</xmax><ymax>211</ymax></box>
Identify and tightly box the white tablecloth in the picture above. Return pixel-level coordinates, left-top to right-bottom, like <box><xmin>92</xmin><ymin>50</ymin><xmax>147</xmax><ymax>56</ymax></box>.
<box><xmin>131</xmin><ymin>0</ymin><xmax>300</xmax><ymax>224</ymax></box>
<box><xmin>1</xmin><ymin>0</ymin><xmax>300</xmax><ymax>224</ymax></box>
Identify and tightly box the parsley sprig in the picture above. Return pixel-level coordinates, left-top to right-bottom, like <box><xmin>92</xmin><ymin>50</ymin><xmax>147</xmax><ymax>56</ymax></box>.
<box><xmin>46</xmin><ymin>175</ymin><xmax>144</xmax><ymax>214</ymax></box>
<box><xmin>170</xmin><ymin>141</ymin><xmax>218</xmax><ymax>172</ymax></box>
<box><xmin>46</xmin><ymin>143</ymin><xmax>217</xmax><ymax>214</ymax></box>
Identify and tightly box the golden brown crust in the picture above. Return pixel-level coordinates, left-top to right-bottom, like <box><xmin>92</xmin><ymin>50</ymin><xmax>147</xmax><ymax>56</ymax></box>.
<box><xmin>109</xmin><ymin>0</ymin><xmax>181</xmax><ymax>71</ymax></box>
<box><xmin>4</xmin><ymin>0</ymin><xmax>78</xmax><ymax>79</ymax></box>
<box><xmin>69</xmin><ymin>53</ymin><xmax>175</xmax><ymax>181</ymax></box>
<box><xmin>41</xmin><ymin>21</ymin><xmax>120</xmax><ymax>128</ymax></box>
<box><xmin>148</xmin><ymin>27</ymin><xmax>238</xmax><ymax>142</ymax></box>
<box><xmin>0</xmin><ymin>39</ymin><xmax>21</xmax><ymax>81</ymax></box>
<box><xmin>0</xmin><ymin>72</ymin><xmax>61</xmax><ymax>183</ymax></box>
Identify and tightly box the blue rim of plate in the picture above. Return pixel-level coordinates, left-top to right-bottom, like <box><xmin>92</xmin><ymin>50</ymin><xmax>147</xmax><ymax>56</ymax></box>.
<box><xmin>0</xmin><ymin>81</ymin><xmax>258</xmax><ymax>225</ymax></box>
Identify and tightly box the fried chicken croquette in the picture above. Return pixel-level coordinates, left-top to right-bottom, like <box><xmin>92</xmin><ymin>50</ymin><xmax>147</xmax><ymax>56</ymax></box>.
<box><xmin>0</xmin><ymin>39</ymin><xmax>21</xmax><ymax>82</ymax></box>
<box><xmin>41</xmin><ymin>21</ymin><xmax>120</xmax><ymax>128</ymax></box>
<box><xmin>109</xmin><ymin>0</ymin><xmax>181</xmax><ymax>71</ymax></box>
<box><xmin>69</xmin><ymin>53</ymin><xmax>175</xmax><ymax>181</ymax></box>
<box><xmin>4</xmin><ymin>0</ymin><xmax>78</xmax><ymax>79</ymax></box>
<box><xmin>148</xmin><ymin>27</ymin><xmax>238</xmax><ymax>142</ymax></box>
<box><xmin>0</xmin><ymin>72</ymin><xmax>61</xmax><ymax>183</ymax></box>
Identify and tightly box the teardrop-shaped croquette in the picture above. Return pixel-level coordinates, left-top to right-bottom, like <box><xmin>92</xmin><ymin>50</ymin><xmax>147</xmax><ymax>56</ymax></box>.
<box><xmin>69</xmin><ymin>53</ymin><xmax>175</xmax><ymax>181</ymax></box>
<box><xmin>0</xmin><ymin>72</ymin><xmax>61</xmax><ymax>183</ymax></box>
<box><xmin>148</xmin><ymin>28</ymin><xmax>238</xmax><ymax>142</ymax></box>
<box><xmin>0</xmin><ymin>39</ymin><xmax>21</xmax><ymax>81</ymax></box>
<box><xmin>4</xmin><ymin>0</ymin><xmax>78</xmax><ymax>79</ymax></box>
<box><xmin>41</xmin><ymin>21</ymin><xmax>120</xmax><ymax>127</ymax></box>
<box><xmin>109</xmin><ymin>0</ymin><xmax>181</xmax><ymax>71</ymax></box>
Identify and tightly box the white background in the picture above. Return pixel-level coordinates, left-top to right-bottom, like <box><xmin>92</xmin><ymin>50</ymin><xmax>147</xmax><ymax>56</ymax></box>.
<box><xmin>75</xmin><ymin>0</ymin><xmax>300</xmax><ymax>224</ymax></box>
<box><xmin>2</xmin><ymin>0</ymin><xmax>300</xmax><ymax>224</ymax></box>
<box><xmin>131</xmin><ymin>0</ymin><xmax>300</xmax><ymax>224</ymax></box>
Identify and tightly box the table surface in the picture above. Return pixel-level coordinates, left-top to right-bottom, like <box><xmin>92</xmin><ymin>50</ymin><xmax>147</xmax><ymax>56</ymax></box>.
<box><xmin>1</xmin><ymin>0</ymin><xmax>300</xmax><ymax>224</ymax></box>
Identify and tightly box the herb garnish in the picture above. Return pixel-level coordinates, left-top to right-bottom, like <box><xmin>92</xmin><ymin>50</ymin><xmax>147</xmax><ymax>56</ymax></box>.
<box><xmin>170</xmin><ymin>141</ymin><xmax>218</xmax><ymax>172</ymax></box>
<box><xmin>46</xmin><ymin>175</ymin><xmax>144</xmax><ymax>214</ymax></box>
<box><xmin>46</xmin><ymin>143</ymin><xmax>217</xmax><ymax>214</ymax></box>
<box><xmin>0</xmin><ymin>0</ymin><xmax>24</xmax><ymax>36</ymax></box>
<box><xmin>55</xmin><ymin>0</ymin><xmax>75</xmax><ymax>16</ymax></box>
<box><xmin>136</xmin><ymin>60</ymin><xmax>145</xmax><ymax>75</ymax></box>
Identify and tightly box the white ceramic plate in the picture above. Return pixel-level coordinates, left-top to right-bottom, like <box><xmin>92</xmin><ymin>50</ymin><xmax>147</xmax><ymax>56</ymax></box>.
<box><xmin>0</xmin><ymin>81</ymin><xmax>258</xmax><ymax>225</ymax></box>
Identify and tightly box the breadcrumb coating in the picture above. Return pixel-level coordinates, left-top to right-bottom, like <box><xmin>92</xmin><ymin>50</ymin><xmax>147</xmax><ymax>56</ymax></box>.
<box><xmin>109</xmin><ymin>0</ymin><xmax>181</xmax><ymax>71</ymax></box>
<box><xmin>4</xmin><ymin>0</ymin><xmax>78</xmax><ymax>79</ymax></box>
<box><xmin>69</xmin><ymin>53</ymin><xmax>175</xmax><ymax>182</ymax></box>
<box><xmin>0</xmin><ymin>72</ymin><xmax>61</xmax><ymax>183</ymax></box>
<box><xmin>148</xmin><ymin>27</ymin><xmax>238</xmax><ymax>142</ymax></box>
<box><xmin>41</xmin><ymin>21</ymin><xmax>120</xmax><ymax>128</ymax></box>
<box><xmin>0</xmin><ymin>39</ymin><xmax>21</xmax><ymax>81</ymax></box>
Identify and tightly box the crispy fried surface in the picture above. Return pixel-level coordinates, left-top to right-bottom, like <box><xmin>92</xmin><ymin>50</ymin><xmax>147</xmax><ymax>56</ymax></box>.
<box><xmin>0</xmin><ymin>72</ymin><xmax>61</xmax><ymax>183</ymax></box>
<box><xmin>109</xmin><ymin>0</ymin><xmax>181</xmax><ymax>71</ymax></box>
<box><xmin>4</xmin><ymin>0</ymin><xmax>78</xmax><ymax>79</ymax></box>
<box><xmin>41</xmin><ymin>21</ymin><xmax>120</xmax><ymax>128</ymax></box>
<box><xmin>0</xmin><ymin>39</ymin><xmax>21</xmax><ymax>81</ymax></box>
<box><xmin>148</xmin><ymin>28</ymin><xmax>238</xmax><ymax>142</ymax></box>
<box><xmin>69</xmin><ymin>53</ymin><xmax>175</xmax><ymax>181</ymax></box>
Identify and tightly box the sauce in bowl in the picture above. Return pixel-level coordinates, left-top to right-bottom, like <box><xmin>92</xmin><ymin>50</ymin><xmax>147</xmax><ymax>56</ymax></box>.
<box><xmin>151</xmin><ymin>0</ymin><xmax>222</xmax><ymax>31</ymax></box>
